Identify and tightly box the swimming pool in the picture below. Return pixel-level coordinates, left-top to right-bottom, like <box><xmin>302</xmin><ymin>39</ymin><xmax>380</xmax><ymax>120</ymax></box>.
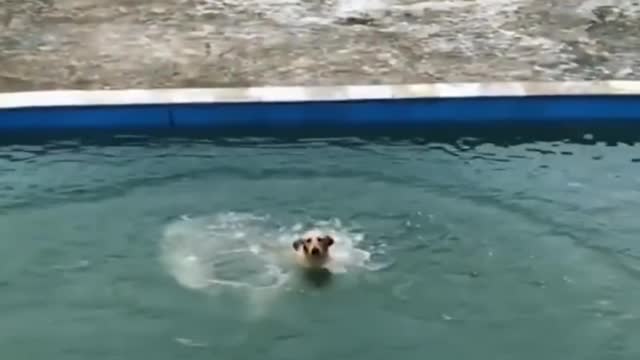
<box><xmin>1</xmin><ymin>136</ymin><xmax>639</xmax><ymax>359</ymax></box>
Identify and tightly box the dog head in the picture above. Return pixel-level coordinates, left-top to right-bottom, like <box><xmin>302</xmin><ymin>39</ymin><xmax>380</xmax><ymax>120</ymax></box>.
<box><xmin>292</xmin><ymin>230</ymin><xmax>335</xmax><ymax>260</ymax></box>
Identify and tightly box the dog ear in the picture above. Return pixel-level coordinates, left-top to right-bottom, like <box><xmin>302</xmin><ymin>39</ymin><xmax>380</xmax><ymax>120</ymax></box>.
<box><xmin>321</xmin><ymin>236</ymin><xmax>334</xmax><ymax>247</ymax></box>
<box><xmin>293</xmin><ymin>239</ymin><xmax>303</xmax><ymax>250</ymax></box>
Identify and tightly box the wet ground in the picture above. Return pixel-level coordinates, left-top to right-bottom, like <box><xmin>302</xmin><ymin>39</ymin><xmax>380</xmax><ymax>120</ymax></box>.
<box><xmin>1</xmin><ymin>0</ymin><xmax>639</xmax><ymax>91</ymax></box>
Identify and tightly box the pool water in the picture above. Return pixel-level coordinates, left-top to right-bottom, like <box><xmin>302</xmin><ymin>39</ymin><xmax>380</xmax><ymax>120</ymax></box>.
<box><xmin>2</xmin><ymin>136</ymin><xmax>640</xmax><ymax>359</ymax></box>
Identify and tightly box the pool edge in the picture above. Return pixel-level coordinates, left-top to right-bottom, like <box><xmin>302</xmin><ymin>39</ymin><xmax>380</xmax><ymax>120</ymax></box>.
<box><xmin>2</xmin><ymin>81</ymin><xmax>640</xmax><ymax>134</ymax></box>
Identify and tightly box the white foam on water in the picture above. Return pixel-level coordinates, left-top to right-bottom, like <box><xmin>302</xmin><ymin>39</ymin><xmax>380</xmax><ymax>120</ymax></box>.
<box><xmin>161</xmin><ymin>212</ymin><xmax>281</xmax><ymax>291</ymax></box>
<box><xmin>160</xmin><ymin>212</ymin><xmax>385</xmax><ymax>316</ymax></box>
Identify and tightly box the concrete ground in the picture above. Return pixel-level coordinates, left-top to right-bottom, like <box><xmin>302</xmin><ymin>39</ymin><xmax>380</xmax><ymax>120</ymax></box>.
<box><xmin>1</xmin><ymin>0</ymin><xmax>639</xmax><ymax>91</ymax></box>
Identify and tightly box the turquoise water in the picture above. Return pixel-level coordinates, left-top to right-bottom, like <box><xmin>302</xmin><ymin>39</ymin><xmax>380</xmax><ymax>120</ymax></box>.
<box><xmin>2</xmin><ymin>137</ymin><xmax>640</xmax><ymax>359</ymax></box>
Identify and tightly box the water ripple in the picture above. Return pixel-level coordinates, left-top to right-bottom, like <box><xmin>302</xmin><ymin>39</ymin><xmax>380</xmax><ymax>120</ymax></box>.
<box><xmin>3</xmin><ymin>136</ymin><xmax>640</xmax><ymax>358</ymax></box>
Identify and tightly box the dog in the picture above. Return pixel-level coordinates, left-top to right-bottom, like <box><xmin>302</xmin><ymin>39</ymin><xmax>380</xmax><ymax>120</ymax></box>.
<box><xmin>292</xmin><ymin>230</ymin><xmax>335</xmax><ymax>269</ymax></box>
<box><xmin>291</xmin><ymin>230</ymin><xmax>335</xmax><ymax>287</ymax></box>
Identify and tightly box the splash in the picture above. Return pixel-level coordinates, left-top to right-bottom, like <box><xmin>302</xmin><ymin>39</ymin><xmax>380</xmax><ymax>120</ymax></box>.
<box><xmin>160</xmin><ymin>212</ymin><xmax>285</xmax><ymax>291</ymax></box>
<box><xmin>160</xmin><ymin>212</ymin><xmax>385</xmax><ymax>315</ymax></box>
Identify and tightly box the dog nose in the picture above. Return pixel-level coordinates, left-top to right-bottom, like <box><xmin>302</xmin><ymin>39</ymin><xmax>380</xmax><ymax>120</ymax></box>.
<box><xmin>310</xmin><ymin>247</ymin><xmax>320</xmax><ymax>256</ymax></box>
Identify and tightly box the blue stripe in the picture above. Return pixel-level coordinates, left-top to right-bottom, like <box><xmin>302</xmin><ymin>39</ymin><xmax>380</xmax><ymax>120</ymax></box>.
<box><xmin>0</xmin><ymin>105</ymin><xmax>170</xmax><ymax>131</ymax></box>
<box><xmin>1</xmin><ymin>95</ymin><xmax>640</xmax><ymax>134</ymax></box>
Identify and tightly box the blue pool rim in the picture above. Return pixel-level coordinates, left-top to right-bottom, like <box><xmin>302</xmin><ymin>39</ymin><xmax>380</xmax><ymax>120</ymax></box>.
<box><xmin>2</xmin><ymin>81</ymin><xmax>640</xmax><ymax>136</ymax></box>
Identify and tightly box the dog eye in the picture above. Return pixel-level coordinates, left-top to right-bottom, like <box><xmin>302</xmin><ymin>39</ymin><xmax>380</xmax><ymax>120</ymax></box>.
<box><xmin>305</xmin><ymin>238</ymin><xmax>311</xmax><ymax>243</ymax></box>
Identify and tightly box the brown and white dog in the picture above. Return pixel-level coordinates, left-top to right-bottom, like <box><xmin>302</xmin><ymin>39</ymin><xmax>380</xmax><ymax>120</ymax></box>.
<box><xmin>291</xmin><ymin>229</ymin><xmax>335</xmax><ymax>271</ymax></box>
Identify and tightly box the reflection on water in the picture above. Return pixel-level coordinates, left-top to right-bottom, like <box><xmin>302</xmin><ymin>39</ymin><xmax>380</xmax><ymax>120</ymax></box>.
<box><xmin>0</xmin><ymin>0</ymin><xmax>639</xmax><ymax>91</ymax></box>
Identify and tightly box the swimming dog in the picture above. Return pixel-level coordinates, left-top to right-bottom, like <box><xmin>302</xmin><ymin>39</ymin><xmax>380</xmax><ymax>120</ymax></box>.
<box><xmin>292</xmin><ymin>230</ymin><xmax>335</xmax><ymax>287</ymax></box>
<box><xmin>292</xmin><ymin>229</ymin><xmax>335</xmax><ymax>270</ymax></box>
